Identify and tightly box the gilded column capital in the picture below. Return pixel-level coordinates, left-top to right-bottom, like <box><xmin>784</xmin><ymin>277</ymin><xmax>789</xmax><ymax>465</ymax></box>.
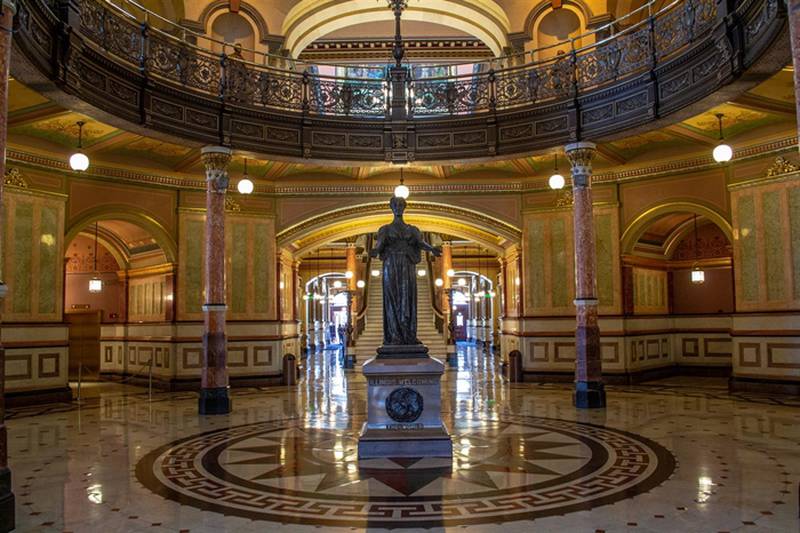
<box><xmin>565</xmin><ymin>141</ymin><xmax>597</xmax><ymax>188</ymax></box>
<box><xmin>201</xmin><ymin>145</ymin><xmax>232</xmax><ymax>192</ymax></box>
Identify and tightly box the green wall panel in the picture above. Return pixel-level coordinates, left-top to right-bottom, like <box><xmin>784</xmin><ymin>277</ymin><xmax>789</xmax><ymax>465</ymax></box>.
<box><xmin>253</xmin><ymin>225</ymin><xmax>269</xmax><ymax>314</ymax></box>
<box><xmin>762</xmin><ymin>190</ymin><xmax>785</xmax><ymax>301</ymax></box>
<box><xmin>184</xmin><ymin>219</ymin><xmax>203</xmax><ymax>313</ymax></box>
<box><xmin>594</xmin><ymin>213</ymin><xmax>613</xmax><ymax>307</ymax></box>
<box><xmin>12</xmin><ymin>202</ymin><xmax>33</xmax><ymax>314</ymax></box>
<box><xmin>38</xmin><ymin>205</ymin><xmax>58</xmax><ymax>314</ymax></box>
<box><xmin>737</xmin><ymin>195</ymin><xmax>758</xmax><ymax>302</ymax></box>
<box><xmin>550</xmin><ymin>218</ymin><xmax>568</xmax><ymax>307</ymax></box>
<box><xmin>527</xmin><ymin>219</ymin><xmax>546</xmax><ymax>309</ymax></box>
<box><xmin>790</xmin><ymin>187</ymin><xmax>800</xmax><ymax>301</ymax></box>
<box><xmin>231</xmin><ymin>223</ymin><xmax>248</xmax><ymax>313</ymax></box>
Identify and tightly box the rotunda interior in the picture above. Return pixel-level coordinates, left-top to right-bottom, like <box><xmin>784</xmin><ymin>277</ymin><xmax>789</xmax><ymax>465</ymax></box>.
<box><xmin>0</xmin><ymin>0</ymin><xmax>798</xmax><ymax>531</ymax></box>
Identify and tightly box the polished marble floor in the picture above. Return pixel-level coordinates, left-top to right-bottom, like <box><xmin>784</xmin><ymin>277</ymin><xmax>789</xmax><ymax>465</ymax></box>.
<box><xmin>6</xmin><ymin>344</ymin><xmax>800</xmax><ymax>532</ymax></box>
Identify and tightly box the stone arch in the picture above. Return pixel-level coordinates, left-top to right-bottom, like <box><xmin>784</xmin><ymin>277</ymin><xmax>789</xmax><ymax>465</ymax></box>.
<box><xmin>620</xmin><ymin>201</ymin><xmax>733</xmax><ymax>255</ymax></box>
<box><xmin>65</xmin><ymin>206</ymin><xmax>178</xmax><ymax>264</ymax></box>
<box><xmin>524</xmin><ymin>0</ymin><xmax>592</xmax><ymax>56</ymax></box>
<box><xmin>278</xmin><ymin>201</ymin><xmax>521</xmax><ymax>257</ymax></box>
<box><xmin>282</xmin><ymin>0</ymin><xmax>511</xmax><ymax>57</ymax></box>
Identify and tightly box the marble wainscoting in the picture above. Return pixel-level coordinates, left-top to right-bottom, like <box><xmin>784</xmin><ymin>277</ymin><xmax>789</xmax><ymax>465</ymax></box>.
<box><xmin>501</xmin><ymin>314</ymin><xmax>733</xmax><ymax>383</ymax></box>
<box><xmin>731</xmin><ymin>313</ymin><xmax>800</xmax><ymax>394</ymax></box>
<box><xmin>100</xmin><ymin>321</ymin><xmax>299</xmax><ymax>389</ymax></box>
<box><xmin>2</xmin><ymin>324</ymin><xmax>70</xmax><ymax>405</ymax></box>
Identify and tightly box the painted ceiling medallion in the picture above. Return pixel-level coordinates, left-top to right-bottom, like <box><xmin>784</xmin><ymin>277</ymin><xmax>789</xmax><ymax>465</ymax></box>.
<box><xmin>136</xmin><ymin>415</ymin><xmax>675</xmax><ymax>528</ymax></box>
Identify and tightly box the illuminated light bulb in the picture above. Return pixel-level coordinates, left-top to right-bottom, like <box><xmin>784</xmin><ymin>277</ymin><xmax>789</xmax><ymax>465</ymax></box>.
<box><xmin>279</xmin><ymin>281</ymin><xmax>285</xmax><ymax>289</ymax></box>
<box><xmin>394</xmin><ymin>183</ymin><xmax>410</xmax><ymax>199</ymax></box>
<box><xmin>356</xmin><ymin>280</ymin><xmax>365</xmax><ymax>288</ymax></box>
<box><xmin>457</xmin><ymin>278</ymin><xmax>467</xmax><ymax>287</ymax></box>
<box><xmin>434</xmin><ymin>278</ymin><xmax>444</xmax><ymax>287</ymax></box>
<box><xmin>691</xmin><ymin>267</ymin><xmax>705</xmax><ymax>285</ymax></box>
<box><xmin>237</xmin><ymin>178</ymin><xmax>254</xmax><ymax>194</ymax></box>
<box><xmin>333</xmin><ymin>280</ymin><xmax>342</xmax><ymax>289</ymax></box>
<box><xmin>712</xmin><ymin>143</ymin><xmax>732</xmax><ymax>163</ymax></box>
<box><xmin>70</xmin><ymin>152</ymin><xmax>90</xmax><ymax>172</ymax></box>
<box><xmin>548</xmin><ymin>173</ymin><xmax>565</xmax><ymax>190</ymax></box>
<box><xmin>446</xmin><ymin>268</ymin><xmax>455</xmax><ymax>277</ymax></box>
<box><xmin>345</xmin><ymin>270</ymin><xmax>353</xmax><ymax>279</ymax></box>
<box><xmin>371</xmin><ymin>269</ymin><xmax>380</xmax><ymax>277</ymax></box>
<box><xmin>417</xmin><ymin>269</ymin><xmax>426</xmax><ymax>277</ymax></box>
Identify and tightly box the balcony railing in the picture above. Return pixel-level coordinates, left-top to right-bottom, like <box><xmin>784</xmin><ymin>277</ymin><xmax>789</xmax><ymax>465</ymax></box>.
<box><xmin>74</xmin><ymin>0</ymin><xmax>717</xmax><ymax>119</ymax></box>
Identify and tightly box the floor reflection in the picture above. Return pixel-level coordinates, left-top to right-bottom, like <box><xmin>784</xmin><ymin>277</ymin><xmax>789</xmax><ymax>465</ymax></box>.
<box><xmin>5</xmin><ymin>342</ymin><xmax>800</xmax><ymax>531</ymax></box>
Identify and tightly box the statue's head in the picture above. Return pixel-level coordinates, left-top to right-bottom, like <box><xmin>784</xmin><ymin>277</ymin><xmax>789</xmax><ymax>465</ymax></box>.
<box><xmin>390</xmin><ymin>196</ymin><xmax>406</xmax><ymax>217</ymax></box>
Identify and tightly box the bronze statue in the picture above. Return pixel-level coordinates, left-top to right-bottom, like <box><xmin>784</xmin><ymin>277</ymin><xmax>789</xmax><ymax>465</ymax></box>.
<box><xmin>370</xmin><ymin>197</ymin><xmax>441</xmax><ymax>349</ymax></box>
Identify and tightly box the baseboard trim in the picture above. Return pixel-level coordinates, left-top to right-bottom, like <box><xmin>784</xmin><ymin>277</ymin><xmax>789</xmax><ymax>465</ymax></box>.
<box><xmin>98</xmin><ymin>373</ymin><xmax>284</xmax><ymax>391</ymax></box>
<box><xmin>5</xmin><ymin>387</ymin><xmax>72</xmax><ymax>407</ymax></box>
<box><xmin>729</xmin><ymin>376</ymin><xmax>800</xmax><ymax>395</ymax></box>
<box><xmin>522</xmin><ymin>365</ymin><xmax>732</xmax><ymax>385</ymax></box>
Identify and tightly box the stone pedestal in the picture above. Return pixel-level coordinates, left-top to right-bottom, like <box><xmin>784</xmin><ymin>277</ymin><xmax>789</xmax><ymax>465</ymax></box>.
<box><xmin>358</xmin><ymin>347</ymin><xmax>452</xmax><ymax>458</ymax></box>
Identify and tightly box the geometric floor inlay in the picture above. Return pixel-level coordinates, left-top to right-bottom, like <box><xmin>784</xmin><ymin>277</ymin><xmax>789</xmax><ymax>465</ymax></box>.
<box><xmin>136</xmin><ymin>415</ymin><xmax>676</xmax><ymax>528</ymax></box>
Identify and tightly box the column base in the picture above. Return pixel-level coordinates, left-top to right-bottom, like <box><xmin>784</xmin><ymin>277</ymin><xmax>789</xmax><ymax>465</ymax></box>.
<box><xmin>0</xmin><ymin>468</ymin><xmax>14</xmax><ymax>533</ymax></box>
<box><xmin>198</xmin><ymin>387</ymin><xmax>231</xmax><ymax>415</ymax></box>
<box><xmin>573</xmin><ymin>380</ymin><xmax>606</xmax><ymax>409</ymax></box>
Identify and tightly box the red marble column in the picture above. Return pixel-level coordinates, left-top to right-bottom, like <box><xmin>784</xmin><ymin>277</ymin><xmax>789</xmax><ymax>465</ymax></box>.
<box><xmin>199</xmin><ymin>146</ymin><xmax>232</xmax><ymax>415</ymax></box>
<box><xmin>0</xmin><ymin>2</ymin><xmax>15</xmax><ymax>530</ymax></box>
<box><xmin>791</xmin><ymin>0</ymin><xmax>800</xmax><ymax>136</ymax></box>
<box><xmin>565</xmin><ymin>141</ymin><xmax>606</xmax><ymax>409</ymax></box>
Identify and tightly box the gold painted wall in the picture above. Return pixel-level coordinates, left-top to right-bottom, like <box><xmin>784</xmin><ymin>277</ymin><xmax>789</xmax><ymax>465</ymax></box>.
<box><xmin>632</xmin><ymin>267</ymin><xmax>669</xmax><ymax>315</ymax></box>
<box><xmin>177</xmin><ymin>211</ymin><xmax>276</xmax><ymax>321</ymax></box>
<box><xmin>731</xmin><ymin>176</ymin><xmax>800</xmax><ymax>312</ymax></box>
<box><xmin>2</xmin><ymin>188</ymin><xmax>66</xmax><ymax>322</ymax></box>
<box><xmin>521</xmin><ymin>205</ymin><xmax>621</xmax><ymax>317</ymax></box>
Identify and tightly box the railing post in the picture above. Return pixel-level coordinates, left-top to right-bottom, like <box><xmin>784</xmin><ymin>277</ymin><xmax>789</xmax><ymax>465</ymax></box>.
<box><xmin>488</xmin><ymin>69</ymin><xmax>496</xmax><ymax>113</ymax></box>
<box><xmin>219</xmin><ymin>52</ymin><xmax>226</xmax><ymax>101</ymax></box>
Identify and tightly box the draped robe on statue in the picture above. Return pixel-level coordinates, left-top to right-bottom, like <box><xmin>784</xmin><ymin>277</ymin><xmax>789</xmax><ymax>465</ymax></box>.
<box><xmin>371</xmin><ymin>197</ymin><xmax>440</xmax><ymax>346</ymax></box>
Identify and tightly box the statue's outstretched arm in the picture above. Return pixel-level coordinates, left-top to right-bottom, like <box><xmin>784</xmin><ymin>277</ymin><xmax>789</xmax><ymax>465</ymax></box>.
<box><xmin>370</xmin><ymin>228</ymin><xmax>386</xmax><ymax>258</ymax></box>
<box><xmin>418</xmin><ymin>234</ymin><xmax>442</xmax><ymax>257</ymax></box>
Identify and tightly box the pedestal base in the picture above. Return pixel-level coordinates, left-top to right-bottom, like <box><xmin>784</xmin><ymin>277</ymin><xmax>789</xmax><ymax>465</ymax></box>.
<box><xmin>0</xmin><ymin>469</ymin><xmax>14</xmax><ymax>533</ymax></box>
<box><xmin>358</xmin><ymin>425</ymin><xmax>453</xmax><ymax>458</ymax></box>
<box><xmin>358</xmin><ymin>350</ymin><xmax>452</xmax><ymax>459</ymax></box>
<box><xmin>198</xmin><ymin>387</ymin><xmax>231</xmax><ymax>414</ymax></box>
<box><xmin>574</xmin><ymin>380</ymin><xmax>606</xmax><ymax>409</ymax></box>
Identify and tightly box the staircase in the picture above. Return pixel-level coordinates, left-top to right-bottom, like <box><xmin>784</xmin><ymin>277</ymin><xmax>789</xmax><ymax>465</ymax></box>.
<box><xmin>355</xmin><ymin>261</ymin><xmax>447</xmax><ymax>359</ymax></box>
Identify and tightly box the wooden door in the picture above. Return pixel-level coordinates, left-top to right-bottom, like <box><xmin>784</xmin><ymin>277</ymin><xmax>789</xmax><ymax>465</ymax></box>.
<box><xmin>66</xmin><ymin>311</ymin><xmax>102</xmax><ymax>380</ymax></box>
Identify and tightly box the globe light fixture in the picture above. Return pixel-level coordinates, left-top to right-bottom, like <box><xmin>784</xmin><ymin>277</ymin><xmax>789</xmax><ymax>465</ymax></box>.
<box><xmin>446</xmin><ymin>268</ymin><xmax>455</xmax><ymax>277</ymax></box>
<box><xmin>548</xmin><ymin>153</ymin><xmax>565</xmax><ymax>190</ymax></box>
<box><xmin>345</xmin><ymin>270</ymin><xmax>354</xmax><ymax>279</ymax></box>
<box><xmin>457</xmin><ymin>278</ymin><xmax>467</xmax><ymax>287</ymax></box>
<box><xmin>69</xmin><ymin>121</ymin><xmax>90</xmax><ymax>172</ymax></box>
<box><xmin>712</xmin><ymin>113</ymin><xmax>732</xmax><ymax>163</ymax></box>
<box><xmin>394</xmin><ymin>167</ymin><xmax>410</xmax><ymax>199</ymax></box>
<box><xmin>371</xmin><ymin>269</ymin><xmax>380</xmax><ymax>277</ymax></box>
<box><xmin>333</xmin><ymin>280</ymin><xmax>343</xmax><ymax>289</ymax></box>
<box><xmin>417</xmin><ymin>268</ymin><xmax>426</xmax><ymax>277</ymax></box>
<box><xmin>237</xmin><ymin>157</ymin><xmax>254</xmax><ymax>194</ymax></box>
<box><xmin>279</xmin><ymin>281</ymin><xmax>285</xmax><ymax>290</ymax></box>
<box><xmin>356</xmin><ymin>279</ymin><xmax>366</xmax><ymax>288</ymax></box>
<box><xmin>434</xmin><ymin>278</ymin><xmax>444</xmax><ymax>287</ymax></box>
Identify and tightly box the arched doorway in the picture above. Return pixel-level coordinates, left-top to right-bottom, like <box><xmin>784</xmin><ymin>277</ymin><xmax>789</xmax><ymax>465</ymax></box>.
<box><xmin>63</xmin><ymin>217</ymin><xmax>174</xmax><ymax>382</ymax></box>
<box><xmin>623</xmin><ymin>207</ymin><xmax>735</xmax><ymax>374</ymax></box>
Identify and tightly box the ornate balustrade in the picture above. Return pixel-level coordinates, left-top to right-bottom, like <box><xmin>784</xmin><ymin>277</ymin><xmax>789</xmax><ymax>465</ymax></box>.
<box><xmin>11</xmin><ymin>0</ymin><xmax>787</xmax><ymax>163</ymax></box>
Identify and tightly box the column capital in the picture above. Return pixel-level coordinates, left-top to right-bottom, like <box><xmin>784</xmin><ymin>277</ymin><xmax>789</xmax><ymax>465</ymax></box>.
<box><xmin>201</xmin><ymin>146</ymin><xmax>232</xmax><ymax>192</ymax></box>
<box><xmin>565</xmin><ymin>141</ymin><xmax>597</xmax><ymax>187</ymax></box>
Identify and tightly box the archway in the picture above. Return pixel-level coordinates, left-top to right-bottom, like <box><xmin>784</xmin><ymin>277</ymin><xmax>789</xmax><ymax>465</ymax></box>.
<box><xmin>63</xmin><ymin>216</ymin><xmax>174</xmax><ymax>382</ymax></box>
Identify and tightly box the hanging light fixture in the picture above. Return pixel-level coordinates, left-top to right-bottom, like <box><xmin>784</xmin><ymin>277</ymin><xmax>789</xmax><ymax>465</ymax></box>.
<box><xmin>548</xmin><ymin>153</ymin><xmax>565</xmax><ymax>190</ymax></box>
<box><xmin>434</xmin><ymin>278</ymin><xmax>444</xmax><ymax>287</ymax></box>
<box><xmin>356</xmin><ymin>279</ymin><xmax>366</xmax><ymax>288</ymax></box>
<box><xmin>446</xmin><ymin>268</ymin><xmax>455</xmax><ymax>277</ymax></box>
<box><xmin>371</xmin><ymin>269</ymin><xmax>380</xmax><ymax>277</ymax></box>
<box><xmin>417</xmin><ymin>268</ymin><xmax>426</xmax><ymax>277</ymax></box>
<box><xmin>712</xmin><ymin>113</ymin><xmax>733</xmax><ymax>163</ymax></box>
<box><xmin>237</xmin><ymin>157</ymin><xmax>254</xmax><ymax>194</ymax></box>
<box><xmin>691</xmin><ymin>214</ymin><xmax>706</xmax><ymax>285</ymax></box>
<box><xmin>88</xmin><ymin>222</ymin><xmax>103</xmax><ymax>293</ymax></box>
<box><xmin>69</xmin><ymin>121</ymin><xmax>90</xmax><ymax>172</ymax></box>
<box><xmin>394</xmin><ymin>167</ymin><xmax>410</xmax><ymax>199</ymax></box>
